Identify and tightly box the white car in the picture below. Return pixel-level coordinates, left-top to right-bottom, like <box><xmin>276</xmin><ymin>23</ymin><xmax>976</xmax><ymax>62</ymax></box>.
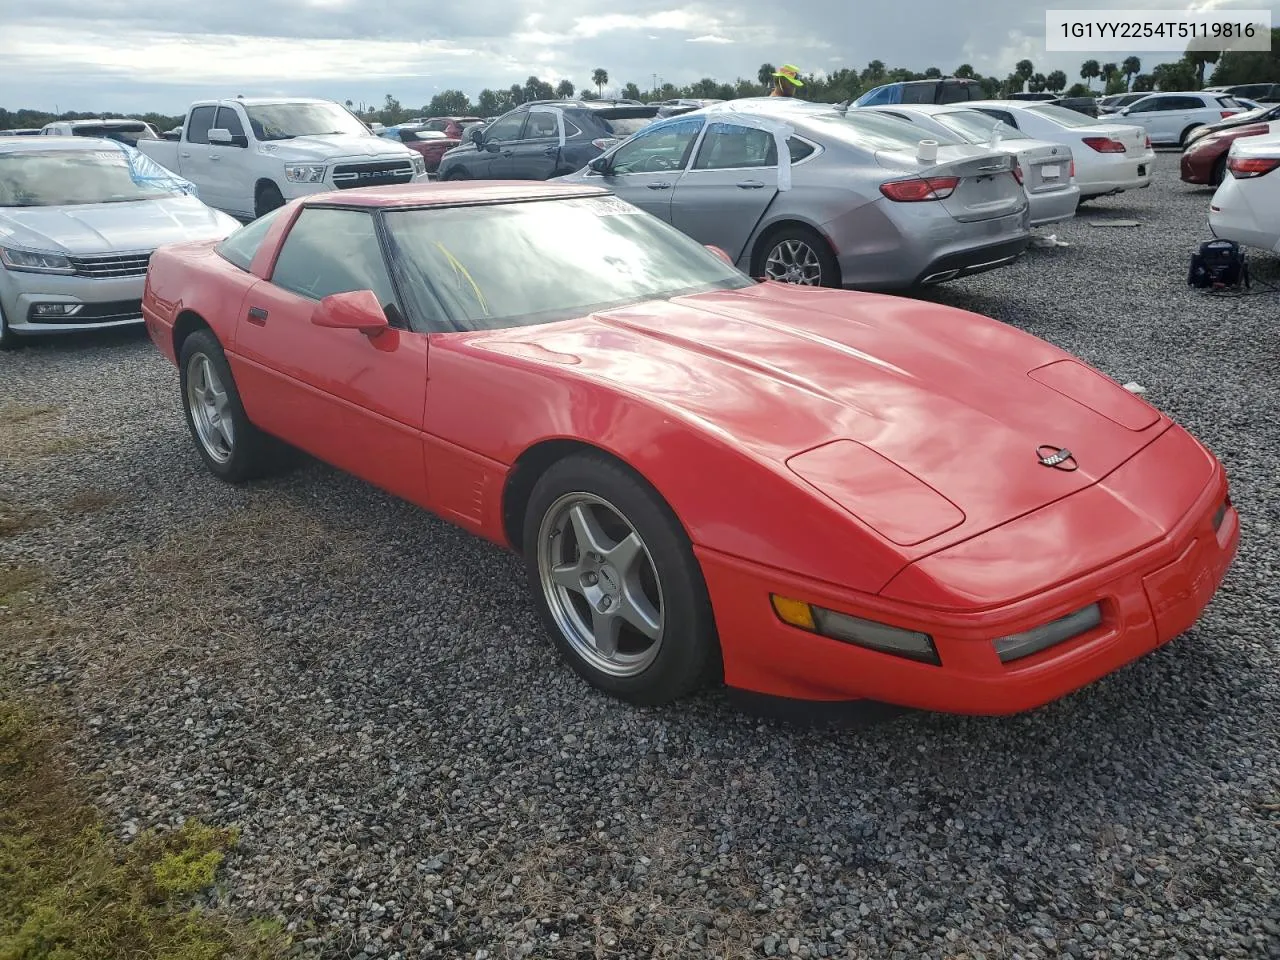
<box><xmin>968</xmin><ymin>101</ymin><xmax>1154</xmax><ymax>200</ymax></box>
<box><xmin>39</xmin><ymin>118</ymin><xmax>161</xmax><ymax>146</ymax></box>
<box><xmin>0</xmin><ymin>137</ymin><xmax>240</xmax><ymax>348</ymax></box>
<box><xmin>138</xmin><ymin>97</ymin><xmax>428</xmax><ymax>220</ymax></box>
<box><xmin>1208</xmin><ymin>133</ymin><xmax>1280</xmax><ymax>253</ymax></box>
<box><xmin>860</xmin><ymin>104</ymin><xmax>1079</xmax><ymax>226</ymax></box>
<box><xmin>1102</xmin><ymin>92</ymin><xmax>1248</xmax><ymax>146</ymax></box>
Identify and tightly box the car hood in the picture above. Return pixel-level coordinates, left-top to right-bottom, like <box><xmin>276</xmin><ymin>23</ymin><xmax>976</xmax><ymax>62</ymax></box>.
<box><xmin>256</xmin><ymin>134</ymin><xmax>416</xmax><ymax>161</ymax></box>
<box><xmin>465</xmin><ymin>283</ymin><xmax>1168</xmax><ymax>551</ymax></box>
<box><xmin>0</xmin><ymin>195</ymin><xmax>239</xmax><ymax>255</ymax></box>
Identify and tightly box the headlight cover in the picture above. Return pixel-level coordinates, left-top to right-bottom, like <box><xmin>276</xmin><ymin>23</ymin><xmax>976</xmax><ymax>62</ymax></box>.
<box><xmin>411</xmin><ymin>154</ymin><xmax>426</xmax><ymax>174</ymax></box>
<box><xmin>284</xmin><ymin>164</ymin><xmax>327</xmax><ymax>183</ymax></box>
<box><xmin>0</xmin><ymin>246</ymin><xmax>74</xmax><ymax>274</ymax></box>
<box><xmin>770</xmin><ymin>594</ymin><xmax>941</xmax><ymax>665</ymax></box>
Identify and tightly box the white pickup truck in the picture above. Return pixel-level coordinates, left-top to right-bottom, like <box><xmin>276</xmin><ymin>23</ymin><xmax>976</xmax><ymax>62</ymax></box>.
<box><xmin>138</xmin><ymin>97</ymin><xmax>428</xmax><ymax>219</ymax></box>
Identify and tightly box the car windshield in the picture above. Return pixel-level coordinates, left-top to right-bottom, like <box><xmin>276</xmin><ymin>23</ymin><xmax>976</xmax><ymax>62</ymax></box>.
<box><xmin>384</xmin><ymin>195</ymin><xmax>753</xmax><ymax>330</ymax></box>
<box><xmin>1027</xmin><ymin>103</ymin><xmax>1099</xmax><ymax>127</ymax></box>
<box><xmin>0</xmin><ymin>148</ymin><xmax>185</xmax><ymax>206</ymax></box>
<box><xmin>933</xmin><ymin>110</ymin><xmax>1029</xmax><ymax>142</ymax></box>
<box><xmin>244</xmin><ymin>102</ymin><xmax>370</xmax><ymax>141</ymax></box>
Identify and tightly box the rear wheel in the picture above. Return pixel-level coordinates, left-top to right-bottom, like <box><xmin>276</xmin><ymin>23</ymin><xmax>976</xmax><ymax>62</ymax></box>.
<box><xmin>1180</xmin><ymin>125</ymin><xmax>1205</xmax><ymax>147</ymax></box>
<box><xmin>523</xmin><ymin>454</ymin><xmax>720</xmax><ymax>705</ymax></box>
<box><xmin>254</xmin><ymin>181</ymin><xmax>285</xmax><ymax>219</ymax></box>
<box><xmin>753</xmin><ymin>225</ymin><xmax>840</xmax><ymax>288</ymax></box>
<box><xmin>0</xmin><ymin>308</ymin><xmax>17</xmax><ymax>351</ymax></box>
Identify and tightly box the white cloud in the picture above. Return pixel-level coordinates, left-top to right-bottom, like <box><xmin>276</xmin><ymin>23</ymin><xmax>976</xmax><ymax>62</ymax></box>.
<box><xmin>687</xmin><ymin>34</ymin><xmax>733</xmax><ymax>44</ymax></box>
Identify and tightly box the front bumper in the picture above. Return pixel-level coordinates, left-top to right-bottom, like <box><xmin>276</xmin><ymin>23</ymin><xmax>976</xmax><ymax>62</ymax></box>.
<box><xmin>697</xmin><ymin>445</ymin><xmax>1239</xmax><ymax>715</ymax></box>
<box><xmin>1180</xmin><ymin>144</ymin><xmax>1222</xmax><ymax>184</ymax></box>
<box><xmin>0</xmin><ymin>270</ymin><xmax>146</xmax><ymax>336</ymax></box>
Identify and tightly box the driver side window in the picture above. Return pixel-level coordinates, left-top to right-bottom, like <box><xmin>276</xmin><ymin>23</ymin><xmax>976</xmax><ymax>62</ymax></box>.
<box><xmin>483</xmin><ymin>113</ymin><xmax>527</xmax><ymax>143</ymax></box>
<box><xmin>270</xmin><ymin>208</ymin><xmax>399</xmax><ymax>317</ymax></box>
<box><xmin>608</xmin><ymin>118</ymin><xmax>703</xmax><ymax>175</ymax></box>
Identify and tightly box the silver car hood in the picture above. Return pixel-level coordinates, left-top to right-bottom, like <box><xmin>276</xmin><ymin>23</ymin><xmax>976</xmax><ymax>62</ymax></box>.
<box><xmin>0</xmin><ymin>195</ymin><xmax>239</xmax><ymax>255</ymax></box>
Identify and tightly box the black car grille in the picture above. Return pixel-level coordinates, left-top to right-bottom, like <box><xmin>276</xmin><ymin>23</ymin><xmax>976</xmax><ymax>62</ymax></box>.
<box><xmin>67</xmin><ymin>252</ymin><xmax>152</xmax><ymax>277</ymax></box>
<box><xmin>26</xmin><ymin>299</ymin><xmax>143</xmax><ymax>324</ymax></box>
<box><xmin>331</xmin><ymin>160</ymin><xmax>416</xmax><ymax>188</ymax></box>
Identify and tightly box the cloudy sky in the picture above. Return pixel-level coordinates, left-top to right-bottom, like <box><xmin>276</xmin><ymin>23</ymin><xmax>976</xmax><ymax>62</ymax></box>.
<box><xmin>1</xmin><ymin>0</ymin><xmax>1274</xmax><ymax>114</ymax></box>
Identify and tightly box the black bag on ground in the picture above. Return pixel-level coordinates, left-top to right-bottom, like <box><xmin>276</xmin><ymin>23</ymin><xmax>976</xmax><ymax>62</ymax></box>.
<box><xmin>1188</xmin><ymin>239</ymin><xmax>1250</xmax><ymax>289</ymax></box>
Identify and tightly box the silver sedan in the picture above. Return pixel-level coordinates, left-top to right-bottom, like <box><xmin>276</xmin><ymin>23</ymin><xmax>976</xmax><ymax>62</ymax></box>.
<box><xmin>858</xmin><ymin>104</ymin><xmax>1080</xmax><ymax>227</ymax></box>
<box><xmin>555</xmin><ymin>97</ymin><xmax>1031</xmax><ymax>290</ymax></box>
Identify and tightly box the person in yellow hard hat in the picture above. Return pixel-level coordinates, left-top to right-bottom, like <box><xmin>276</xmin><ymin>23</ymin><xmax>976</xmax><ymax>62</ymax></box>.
<box><xmin>771</xmin><ymin>64</ymin><xmax>804</xmax><ymax>97</ymax></box>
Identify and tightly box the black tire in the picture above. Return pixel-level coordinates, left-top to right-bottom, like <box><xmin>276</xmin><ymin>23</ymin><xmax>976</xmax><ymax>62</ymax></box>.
<box><xmin>1211</xmin><ymin>154</ymin><xmax>1228</xmax><ymax>186</ymax></box>
<box><xmin>254</xmin><ymin>181</ymin><xmax>285</xmax><ymax>219</ymax></box>
<box><xmin>0</xmin><ymin>310</ymin><xmax>18</xmax><ymax>351</ymax></box>
<box><xmin>752</xmin><ymin>224</ymin><xmax>841</xmax><ymax>288</ymax></box>
<box><xmin>1180</xmin><ymin>125</ymin><xmax>1204</xmax><ymax>148</ymax></box>
<box><xmin>178</xmin><ymin>330</ymin><xmax>285</xmax><ymax>483</ymax></box>
<box><xmin>522</xmin><ymin>453</ymin><xmax>720</xmax><ymax>706</ymax></box>
<box><xmin>440</xmin><ymin>167</ymin><xmax>468</xmax><ymax>181</ymax></box>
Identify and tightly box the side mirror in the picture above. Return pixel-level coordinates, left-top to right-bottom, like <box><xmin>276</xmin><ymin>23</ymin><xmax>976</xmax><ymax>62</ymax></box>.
<box><xmin>588</xmin><ymin>154</ymin><xmax>612</xmax><ymax>174</ymax></box>
<box><xmin>466</xmin><ymin>126</ymin><xmax>485</xmax><ymax>145</ymax></box>
<box><xmin>705</xmin><ymin>244</ymin><xmax>734</xmax><ymax>266</ymax></box>
<box><xmin>207</xmin><ymin>128</ymin><xmax>233</xmax><ymax>144</ymax></box>
<box><xmin>311</xmin><ymin>290</ymin><xmax>389</xmax><ymax>337</ymax></box>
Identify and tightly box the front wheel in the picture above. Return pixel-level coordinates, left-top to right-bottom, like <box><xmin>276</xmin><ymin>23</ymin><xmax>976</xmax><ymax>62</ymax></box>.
<box><xmin>0</xmin><ymin>308</ymin><xmax>17</xmax><ymax>351</ymax></box>
<box><xmin>754</xmin><ymin>225</ymin><xmax>840</xmax><ymax>287</ymax></box>
<box><xmin>179</xmin><ymin>330</ymin><xmax>285</xmax><ymax>482</ymax></box>
<box><xmin>255</xmin><ymin>182</ymin><xmax>285</xmax><ymax>219</ymax></box>
<box><xmin>523</xmin><ymin>454</ymin><xmax>720</xmax><ymax>705</ymax></box>
<box><xmin>1211</xmin><ymin>154</ymin><xmax>1227</xmax><ymax>186</ymax></box>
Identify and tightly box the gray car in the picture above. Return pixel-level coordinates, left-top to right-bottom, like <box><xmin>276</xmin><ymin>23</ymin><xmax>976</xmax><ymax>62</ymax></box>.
<box><xmin>555</xmin><ymin>98</ymin><xmax>1030</xmax><ymax>290</ymax></box>
<box><xmin>858</xmin><ymin>104</ymin><xmax>1079</xmax><ymax>226</ymax></box>
<box><xmin>0</xmin><ymin>137</ymin><xmax>239</xmax><ymax>348</ymax></box>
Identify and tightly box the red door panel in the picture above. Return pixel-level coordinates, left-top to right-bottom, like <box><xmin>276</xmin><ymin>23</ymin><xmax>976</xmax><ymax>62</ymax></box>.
<box><xmin>230</xmin><ymin>279</ymin><xmax>430</xmax><ymax>506</ymax></box>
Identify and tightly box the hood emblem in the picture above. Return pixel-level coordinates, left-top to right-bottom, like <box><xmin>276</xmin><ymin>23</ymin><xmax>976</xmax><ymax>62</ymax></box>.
<box><xmin>1037</xmin><ymin>445</ymin><xmax>1078</xmax><ymax>471</ymax></box>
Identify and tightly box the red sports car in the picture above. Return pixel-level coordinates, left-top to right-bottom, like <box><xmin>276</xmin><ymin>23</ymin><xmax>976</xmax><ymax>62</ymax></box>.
<box><xmin>141</xmin><ymin>182</ymin><xmax>1239</xmax><ymax>714</ymax></box>
<box><xmin>1181</xmin><ymin>120</ymin><xmax>1280</xmax><ymax>185</ymax></box>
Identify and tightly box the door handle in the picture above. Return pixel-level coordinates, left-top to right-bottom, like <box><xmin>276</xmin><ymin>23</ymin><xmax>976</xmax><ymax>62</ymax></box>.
<box><xmin>543</xmin><ymin>146</ymin><xmax>558</xmax><ymax>156</ymax></box>
<box><xmin>646</xmin><ymin>181</ymin><xmax>673</xmax><ymax>190</ymax></box>
<box><xmin>502</xmin><ymin>150</ymin><xmax>514</xmax><ymax>157</ymax></box>
<box><xmin>246</xmin><ymin>306</ymin><xmax>268</xmax><ymax>326</ymax></box>
<box><xmin>179</xmin><ymin>152</ymin><xmax>191</xmax><ymax>158</ymax></box>
<box><xmin>737</xmin><ymin>180</ymin><xmax>765</xmax><ymax>189</ymax></box>
<box><xmin>209</xmin><ymin>154</ymin><xmax>220</xmax><ymax>161</ymax></box>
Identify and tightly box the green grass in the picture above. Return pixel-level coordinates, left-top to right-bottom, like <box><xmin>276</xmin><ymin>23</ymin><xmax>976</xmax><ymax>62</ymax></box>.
<box><xmin>0</xmin><ymin>700</ymin><xmax>293</xmax><ymax>960</ymax></box>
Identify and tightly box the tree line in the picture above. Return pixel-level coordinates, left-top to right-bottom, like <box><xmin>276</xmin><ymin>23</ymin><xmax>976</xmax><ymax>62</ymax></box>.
<box><xmin>3</xmin><ymin>32</ymin><xmax>1277</xmax><ymax>132</ymax></box>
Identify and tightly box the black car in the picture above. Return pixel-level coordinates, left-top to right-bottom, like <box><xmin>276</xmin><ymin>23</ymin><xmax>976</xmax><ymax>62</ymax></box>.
<box><xmin>1049</xmin><ymin>96</ymin><xmax>1099</xmax><ymax>118</ymax></box>
<box><xmin>435</xmin><ymin>101</ymin><xmax>658</xmax><ymax>181</ymax></box>
<box><xmin>1186</xmin><ymin>101</ymin><xmax>1280</xmax><ymax>144</ymax></box>
<box><xmin>852</xmin><ymin>78</ymin><xmax>986</xmax><ymax>106</ymax></box>
<box><xmin>1208</xmin><ymin>82</ymin><xmax>1280</xmax><ymax>104</ymax></box>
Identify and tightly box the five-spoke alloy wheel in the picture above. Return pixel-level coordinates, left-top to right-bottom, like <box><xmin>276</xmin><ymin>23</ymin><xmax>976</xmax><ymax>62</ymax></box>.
<box><xmin>523</xmin><ymin>453</ymin><xmax>720</xmax><ymax>704</ymax></box>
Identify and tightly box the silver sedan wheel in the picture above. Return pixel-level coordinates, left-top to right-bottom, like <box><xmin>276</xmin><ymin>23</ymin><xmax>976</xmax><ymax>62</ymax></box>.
<box><xmin>536</xmin><ymin>492</ymin><xmax>665</xmax><ymax>678</ymax></box>
<box><xmin>765</xmin><ymin>238</ymin><xmax>823</xmax><ymax>285</ymax></box>
<box><xmin>185</xmin><ymin>353</ymin><xmax>235</xmax><ymax>464</ymax></box>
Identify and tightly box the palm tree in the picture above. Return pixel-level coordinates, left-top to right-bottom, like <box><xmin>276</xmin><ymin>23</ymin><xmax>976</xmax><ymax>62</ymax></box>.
<box><xmin>591</xmin><ymin>68</ymin><xmax>609</xmax><ymax>97</ymax></box>
<box><xmin>1183</xmin><ymin>49</ymin><xmax>1219</xmax><ymax>89</ymax></box>
<box><xmin>555</xmin><ymin>79</ymin><xmax>574</xmax><ymax>99</ymax></box>
<box><xmin>758</xmin><ymin>63</ymin><xmax>776</xmax><ymax>86</ymax></box>
<box><xmin>1080</xmin><ymin>59</ymin><xmax>1101</xmax><ymax>89</ymax></box>
<box><xmin>1046</xmin><ymin>69</ymin><xmax>1067</xmax><ymax>93</ymax></box>
<box><xmin>954</xmin><ymin>63</ymin><xmax>975</xmax><ymax>78</ymax></box>
<box><xmin>1121</xmin><ymin>56</ymin><xmax>1141</xmax><ymax>90</ymax></box>
<box><xmin>1015</xmin><ymin>59</ymin><xmax>1034</xmax><ymax>84</ymax></box>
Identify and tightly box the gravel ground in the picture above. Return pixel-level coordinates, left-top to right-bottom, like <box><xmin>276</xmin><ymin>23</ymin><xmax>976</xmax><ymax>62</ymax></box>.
<box><xmin>2</xmin><ymin>151</ymin><xmax>1278</xmax><ymax>960</ymax></box>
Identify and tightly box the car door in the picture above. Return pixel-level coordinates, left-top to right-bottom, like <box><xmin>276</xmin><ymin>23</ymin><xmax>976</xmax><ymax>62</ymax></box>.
<box><xmin>179</xmin><ymin>105</ymin><xmax>218</xmax><ymax>199</ymax></box>
<box><xmin>668</xmin><ymin>120</ymin><xmax>783</xmax><ymax>262</ymax></box>
<box><xmin>592</xmin><ymin>116</ymin><xmax>705</xmax><ymax>220</ymax></box>
<box><xmin>231</xmin><ymin>206</ymin><xmax>430</xmax><ymax>506</ymax></box>
<box><xmin>496</xmin><ymin>106</ymin><xmax>565</xmax><ymax>180</ymax></box>
<box><xmin>206</xmin><ymin>105</ymin><xmax>251</xmax><ymax>214</ymax></box>
<box><xmin>471</xmin><ymin>111</ymin><xmax>528</xmax><ymax>179</ymax></box>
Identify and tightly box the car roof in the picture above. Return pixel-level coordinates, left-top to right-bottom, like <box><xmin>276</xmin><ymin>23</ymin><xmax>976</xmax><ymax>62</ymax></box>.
<box><xmin>50</xmin><ymin>118</ymin><xmax>150</xmax><ymax>127</ymax></box>
<box><xmin>863</xmin><ymin>103</ymin><xmax>977</xmax><ymax>116</ymax></box>
<box><xmin>206</xmin><ymin>97</ymin><xmax>337</xmax><ymax>107</ymax></box>
<box><xmin>0</xmin><ymin>135</ymin><xmax>126</xmax><ymax>154</ymax></box>
<box><xmin>300</xmin><ymin>181</ymin><xmax>612</xmax><ymax>209</ymax></box>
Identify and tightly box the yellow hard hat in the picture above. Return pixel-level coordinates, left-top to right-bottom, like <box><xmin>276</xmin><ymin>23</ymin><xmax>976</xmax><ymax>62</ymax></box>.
<box><xmin>773</xmin><ymin>64</ymin><xmax>805</xmax><ymax>87</ymax></box>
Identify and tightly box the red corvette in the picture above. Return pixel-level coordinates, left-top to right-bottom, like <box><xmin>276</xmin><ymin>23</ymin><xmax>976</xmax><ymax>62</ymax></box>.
<box><xmin>141</xmin><ymin>182</ymin><xmax>1239</xmax><ymax>714</ymax></box>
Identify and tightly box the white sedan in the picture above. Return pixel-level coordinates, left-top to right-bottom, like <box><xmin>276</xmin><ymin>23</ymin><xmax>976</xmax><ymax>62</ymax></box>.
<box><xmin>1209</xmin><ymin>133</ymin><xmax>1280</xmax><ymax>253</ymax></box>
<box><xmin>968</xmin><ymin>100</ymin><xmax>1155</xmax><ymax>200</ymax></box>
<box><xmin>859</xmin><ymin>103</ymin><xmax>1079</xmax><ymax>226</ymax></box>
<box><xmin>1102</xmin><ymin>91</ymin><xmax>1248</xmax><ymax>146</ymax></box>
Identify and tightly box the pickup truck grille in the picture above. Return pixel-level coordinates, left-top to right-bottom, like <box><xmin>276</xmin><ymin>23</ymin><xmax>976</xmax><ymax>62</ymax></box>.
<box><xmin>68</xmin><ymin>252</ymin><xmax>152</xmax><ymax>278</ymax></box>
<box><xmin>332</xmin><ymin>160</ymin><xmax>416</xmax><ymax>188</ymax></box>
